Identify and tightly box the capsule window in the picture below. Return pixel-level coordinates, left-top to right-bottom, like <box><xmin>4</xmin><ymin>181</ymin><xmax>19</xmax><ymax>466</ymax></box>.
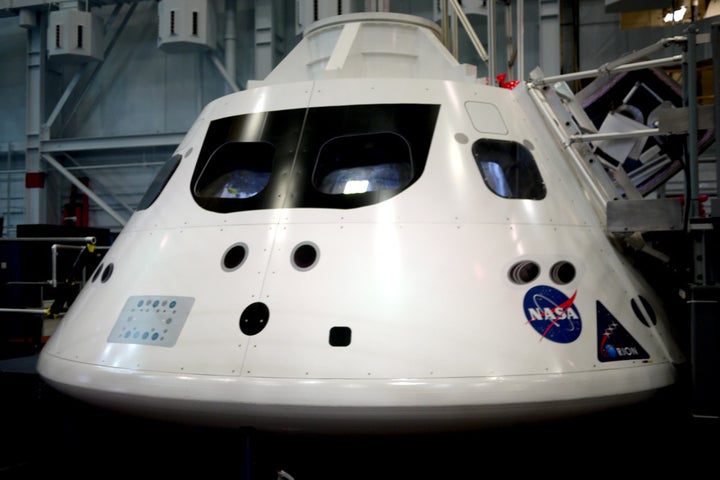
<box><xmin>136</xmin><ymin>154</ymin><xmax>181</xmax><ymax>211</ymax></box>
<box><xmin>222</xmin><ymin>243</ymin><xmax>248</xmax><ymax>271</ymax></box>
<box><xmin>292</xmin><ymin>242</ymin><xmax>319</xmax><ymax>271</ymax></box>
<box><xmin>313</xmin><ymin>132</ymin><xmax>413</xmax><ymax>195</ymax></box>
<box><xmin>194</xmin><ymin>141</ymin><xmax>274</xmax><ymax>200</ymax></box>
<box><xmin>472</xmin><ymin>139</ymin><xmax>546</xmax><ymax>200</ymax></box>
<box><xmin>191</xmin><ymin>105</ymin><xmax>438</xmax><ymax>213</ymax></box>
<box><xmin>550</xmin><ymin>261</ymin><xmax>576</xmax><ymax>285</ymax></box>
<box><xmin>508</xmin><ymin>261</ymin><xmax>540</xmax><ymax>284</ymax></box>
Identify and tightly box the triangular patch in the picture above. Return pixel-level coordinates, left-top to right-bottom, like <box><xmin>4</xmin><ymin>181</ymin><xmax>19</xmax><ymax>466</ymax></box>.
<box><xmin>597</xmin><ymin>301</ymin><xmax>650</xmax><ymax>362</ymax></box>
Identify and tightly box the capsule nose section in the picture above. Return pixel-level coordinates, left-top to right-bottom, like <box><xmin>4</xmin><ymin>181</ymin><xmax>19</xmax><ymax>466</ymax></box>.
<box><xmin>239</xmin><ymin>302</ymin><xmax>270</xmax><ymax>335</ymax></box>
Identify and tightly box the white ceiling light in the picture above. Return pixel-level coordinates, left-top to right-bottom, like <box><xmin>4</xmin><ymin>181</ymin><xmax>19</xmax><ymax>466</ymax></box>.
<box><xmin>663</xmin><ymin>5</ymin><xmax>687</xmax><ymax>22</ymax></box>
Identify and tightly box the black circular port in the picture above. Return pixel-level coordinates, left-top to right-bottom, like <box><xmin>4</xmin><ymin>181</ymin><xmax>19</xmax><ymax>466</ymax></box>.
<box><xmin>550</xmin><ymin>261</ymin><xmax>576</xmax><ymax>285</ymax></box>
<box><xmin>292</xmin><ymin>242</ymin><xmax>319</xmax><ymax>271</ymax></box>
<box><xmin>222</xmin><ymin>243</ymin><xmax>248</xmax><ymax>271</ymax></box>
<box><xmin>239</xmin><ymin>302</ymin><xmax>270</xmax><ymax>336</ymax></box>
<box><xmin>101</xmin><ymin>263</ymin><xmax>114</xmax><ymax>283</ymax></box>
<box><xmin>508</xmin><ymin>261</ymin><xmax>540</xmax><ymax>284</ymax></box>
<box><xmin>92</xmin><ymin>263</ymin><xmax>104</xmax><ymax>282</ymax></box>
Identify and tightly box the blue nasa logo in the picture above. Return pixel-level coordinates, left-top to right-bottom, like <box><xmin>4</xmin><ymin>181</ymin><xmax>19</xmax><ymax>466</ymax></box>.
<box><xmin>523</xmin><ymin>285</ymin><xmax>582</xmax><ymax>343</ymax></box>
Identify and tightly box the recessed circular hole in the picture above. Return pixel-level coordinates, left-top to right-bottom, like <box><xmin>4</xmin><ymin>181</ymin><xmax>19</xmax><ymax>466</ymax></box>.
<box><xmin>292</xmin><ymin>242</ymin><xmax>319</xmax><ymax>271</ymax></box>
<box><xmin>222</xmin><ymin>243</ymin><xmax>248</xmax><ymax>272</ymax></box>
<box><xmin>550</xmin><ymin>261</ymin><xmax>575</xmax><ymax>285</ymax></box>
<box><xmin>92</xmin><ymin>263</ymin><xmax>104</xmax><ymax>282</ymax></box>
<box><xmin>508</xmin><ymin>261</ymin><xmax>540</xmax><ymax>284</ymax></box>
<box><xmin>101</xmin><ymin>263</ymin><xmax>114</xmax><ymax>283</ymax></box>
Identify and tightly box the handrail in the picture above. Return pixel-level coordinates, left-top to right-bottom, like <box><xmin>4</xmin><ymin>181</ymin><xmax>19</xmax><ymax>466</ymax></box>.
<box><xmin>530</xmin><ymin>35</ymin><xmax>686</xmax><ymax>87</ymax></box>
<box><xmin>50</xmin><ymin>243</ymin><xmax>109</xmax><ymax>288</ymax></box>
<box><xmin>530</xmin><ymin>55</ymin><xmax>684</xmax><ymax>87</ymax></box>
<box><xmin>0</xmin><ymin>308</ymin><xmax>49</xmax><ymax>315</ymax></box>
<box><xmin>0</xmin><ymin>236</ymin><xmax>96</xmax><ymax>244</ymax></box>
<box><xmin>568</xmin><ymin>128</ymin><xmax>662</xmax><ymax>144</ymax></box>
<box><xmin>51</xmin><ymin>244</ymin><xmax>86</xmax><ymax>289</ymax></box>
<box><xmin>0</xmin><ymin>238</ymin><xmax>109</xmax><ymax>317</ymax></box>
<box><xmin>526</xmin><ymin>85</ymin><xmax>613</xmax><ymax>222</ymax></box>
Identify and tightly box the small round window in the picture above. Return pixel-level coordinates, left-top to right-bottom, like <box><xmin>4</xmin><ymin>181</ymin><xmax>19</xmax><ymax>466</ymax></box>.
<box><xmin>222</xmin><ymin>243</ymin><xmax>248</xmax><ymax>272</ymax></box>
<box><xmin>292</xmin><ymin>242</ymin><xmax>319</xmax><ymax>271</ymax></box>
<box><xmin>137</xmin><ymin>154</ymin><xmax>181</xmax><ymax>211</ymax></box>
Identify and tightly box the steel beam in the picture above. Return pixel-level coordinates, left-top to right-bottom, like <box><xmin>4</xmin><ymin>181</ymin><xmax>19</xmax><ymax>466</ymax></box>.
<box><xmin>42</xmin><ymin>153</ymin><xmax>127</xmax><ymax>227</ymax></box>
<box><xmin>42</xmin><ymin>133</ymin><xmax>184</xmax><ymax>152</ymax></box>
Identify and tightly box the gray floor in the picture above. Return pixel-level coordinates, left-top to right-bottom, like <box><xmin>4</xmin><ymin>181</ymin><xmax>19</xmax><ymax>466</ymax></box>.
<box><xmin>1</xmin><ymin>353</ymin><xmax>718</xmax><ymax>479</ymax></box>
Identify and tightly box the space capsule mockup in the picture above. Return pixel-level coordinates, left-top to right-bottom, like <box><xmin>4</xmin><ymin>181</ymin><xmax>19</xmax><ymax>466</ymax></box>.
<box><xmin>37</xmin><ymin>12</ymin><xmax>685</xmax><ymax>433</ymax></box>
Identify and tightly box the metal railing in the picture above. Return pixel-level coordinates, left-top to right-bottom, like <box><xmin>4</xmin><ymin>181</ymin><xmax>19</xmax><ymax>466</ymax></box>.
<box><xmin>0</xmin><ymin>236</ymin><xmax>105</xmax><ymax>317</ymax></box>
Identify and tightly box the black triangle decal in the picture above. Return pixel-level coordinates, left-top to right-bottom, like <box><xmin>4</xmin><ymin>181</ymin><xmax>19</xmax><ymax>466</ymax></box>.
<box><xmin>597</xmin><ymin>301</ymin><xmax>650</xmax><ymax>362</ymax></box>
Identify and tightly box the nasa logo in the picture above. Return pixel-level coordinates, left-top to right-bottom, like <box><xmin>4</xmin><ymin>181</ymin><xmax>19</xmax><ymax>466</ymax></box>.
<box><xmin>523</xmin><ymin>285</ymin><xmax>582</xmax><ymax>343</ymax></box>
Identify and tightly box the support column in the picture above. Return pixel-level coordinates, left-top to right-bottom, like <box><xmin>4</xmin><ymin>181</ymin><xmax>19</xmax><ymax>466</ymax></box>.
<box><xmin>225</xmin><ymin>0</ymin><xmax>237</xmax><ymax>94</ymax></box>
<box><xmin>688</xmin><ymin>21</ymin><xmax>720</xmax><ymax>421</ymax></box>
<box><xmin>254</xmin><ymin>0</ymin><xmax>273</xmax><ymax>80</ymax></box>
<box><xmin>715</xmin><ymin>23</ymin><xmax>720</xmax><ymax>207</ymax></box>
<box><xmin>685</xmin><ymin>25</ymin><xmax>700</xmax><ymax>219</ymax></box>
<box><xmin>25</xmin><ymin>11</ymin><xmax>47</xmax><ymax>225</ymax></box>
<box><xmin>517</xmin><ymin>0</ymin><xmax>524</xmax><ymax>81</ymax></box>
<box><xmin>539</xmin><ymin>0</ymin><xmax>560</xmax><ymax>76</ymax></box>
<box><xmin>487</xmin><ymin>0</ymin><xmax>496</xmax><ymax>84</ymax></box>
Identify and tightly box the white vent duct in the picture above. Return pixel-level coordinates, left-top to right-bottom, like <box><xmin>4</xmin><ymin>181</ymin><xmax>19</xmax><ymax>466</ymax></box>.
<box><xmin>296</xmin><ymin>0</ymin><xmax>356</xmax><ymax>35</ymax></box>
<box><xmin>47</xmin><ymin>2</ymin><xmax>104</xmax><ymax>63</ymax></box>
<box><xmin>158</xmin><ymin>0</ymin><xmax>217</xmax><ymax>53</ymax></box>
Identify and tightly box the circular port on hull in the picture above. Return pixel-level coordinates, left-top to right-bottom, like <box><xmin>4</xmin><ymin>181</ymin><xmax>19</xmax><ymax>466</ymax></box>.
<box><xmin>222</xmin><ymin>243</ymin><xmax>248</xmax><ymax>271</ymax></box>
<box><xmin>101</xmin><ymin>263</ymin><xmax>114</xmax><ymax>283</ymax></box>
<box><xmin>292</xmin><ymin>242</ymin><xmax>319</xmax><ymax>271</ymax></box>
<box><xmin>239</xmin><ymin>302</ymin><xmax>270</xmax><ymax>336</ymax></box>
<box><xmin>550</xmin><ymin>261</ymin><xmax>576</xmax><ymax>285</ymax></box>
<box><xmin>508</xmin><ymin>261</ymin><xmax>540</xmax><ymax>284</ymax></box>
<box><xmin>92</xmin><ymin>263</ymin><xmax>104</xmax><ymax>282</ymax></box>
